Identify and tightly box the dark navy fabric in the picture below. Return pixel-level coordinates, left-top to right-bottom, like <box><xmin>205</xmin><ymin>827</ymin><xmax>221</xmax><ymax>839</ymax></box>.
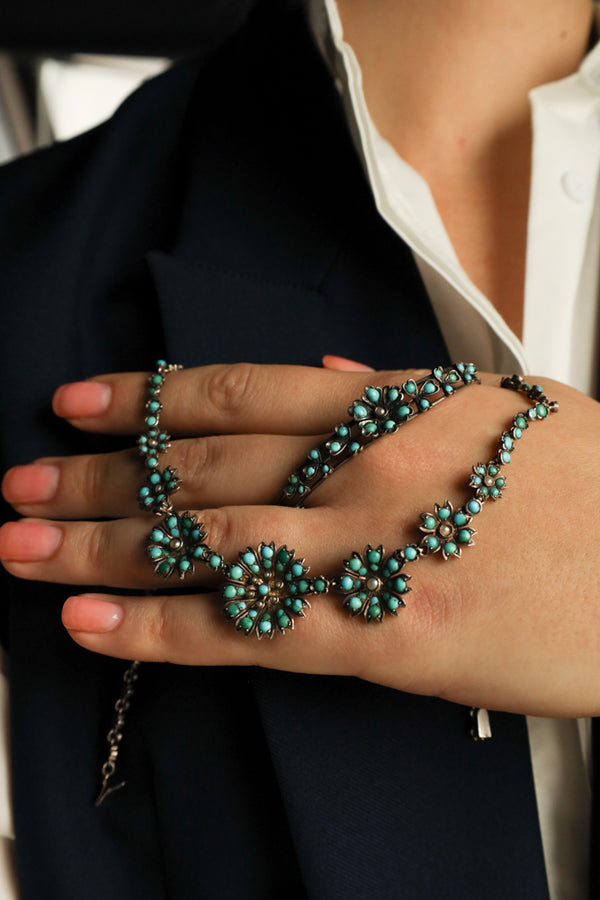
<box><xmin>0</xmin><ymin>3</ymin><xmax>552</xmax><ymax>897</ymax></box>
<box><xmin>2</xmin><ymin>0</ymin><xmax>266</xmax><ymax>56</ymax></box>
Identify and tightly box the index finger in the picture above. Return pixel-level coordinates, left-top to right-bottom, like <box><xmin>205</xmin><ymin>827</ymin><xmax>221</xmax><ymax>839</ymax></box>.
<box><xmin>52</xmin><ymin>362</ymin><xmax>484</xmax><ymax>436</ymax></box>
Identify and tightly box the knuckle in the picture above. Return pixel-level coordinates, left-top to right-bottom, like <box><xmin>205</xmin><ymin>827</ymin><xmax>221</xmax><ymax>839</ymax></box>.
<box><xmin>177</xmin><ymin>438</ymin><xmax>210</xmax><ymax>492</ymax></box>
<box><xmin>200</xmin><ymin>434</ymin><xmax>222</xmax><ymax>476</ymax></box>
<box><xmin>200</xmin><ymin>506</ymin><xmax>236</xmax><ymax>552</ymax></box>
<box><xmin>143</xmin><ymin>596</ymin><xmax>172</xmax><ymax>658</ymax></box>
<box><xmin>178</xmin><ymin>436</ymin><xmax>221</xmax><ymax>495</ymax></box>
<box><xmin>80</xmin><ymin>453</ymin><xmax>106</xmax><ymax>507</ymax></box>
<box><xmin>83</xmin><ymin>521</ymin><xmax>107</xmax><ymax>575</ymax></box>
<box><xmin>205</xmin><ymin>363</ymin><xmax>256</xmax><ymax>419</ymax></box>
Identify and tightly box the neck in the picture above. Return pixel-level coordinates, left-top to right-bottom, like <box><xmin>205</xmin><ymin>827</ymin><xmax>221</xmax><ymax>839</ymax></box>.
<box><xmin>336</xmin><ymin>0</ymin><xmax>595</xmax><ymax>164</ymax></box>
<box><xmin>335</xmin><ymin>0</ymin><xmax>595</xmax><ymax>338</ymax></box>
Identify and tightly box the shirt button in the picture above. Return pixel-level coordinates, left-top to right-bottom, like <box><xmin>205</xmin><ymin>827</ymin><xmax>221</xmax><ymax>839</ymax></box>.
<box><xmin>561</xmin><ymin>170</ymin><xmax>591</xmax><ymax>203</ymax></box>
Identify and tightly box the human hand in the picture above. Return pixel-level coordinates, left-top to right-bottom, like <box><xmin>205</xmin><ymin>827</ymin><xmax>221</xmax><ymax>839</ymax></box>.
<box><xmin>1</xmin><ymin>362</ymin><xmax>598</xmax><ymax>717</ymax></box>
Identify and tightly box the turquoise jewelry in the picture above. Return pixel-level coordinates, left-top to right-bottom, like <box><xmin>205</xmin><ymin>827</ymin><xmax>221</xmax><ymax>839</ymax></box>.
<box><xmin>100</xmin><ymin>367</ymin><xmax>555</xmax><ymax>803</ymax></box>
<box><xmin>146</xmin><ymin>512</ymin><xmax>223</xmax><ymax>579</ymax></box>
<box><xmin>229</xmin><ymin>362</ymin><xmax>478</xmax><ymax>636</ymax></box>
<box><xmin>332</xmin><ymin>375</ymin><xmax>558</xmax><ymax>621</ymax></box>
<box><xmin>222</xmin><ymin>543</ymin><xmax>329</xmax><ymax>638</ymax></box>
<box><xmin>330</xmin><ymin>374</ymin><xmax>558</xmax><ymax>742</ymax></box>
<box><xmin>138</xmin><ymin>360</ymin><xmax>225</xmax><ymax>580</ymax></box>
<box><xmin>280</xmin><ymin>363</ymin><xmax>480</xmax><ymax>507</ymax></box>
<box><xmin>95</xmin><ymin>660</ymin><xmax>140</xmax><ymax>806</ymax></box>
<box><xmin>334</xmin><ymin>545</ymin><xmax>411</xmax><ymax>622</ymax></box>
<box><xmin>139</xmin><ymin>364</ymin><xmax>558</xmax><ymax>638</ymax></box>
<box><xmin>139</xmin><ymin>361</ymin><xmax>319</xmax><ymax>639</ymax></box>
<box><xmin>137</xmin><ymin>360</ymin><xmax>182</xmax><ymax>514</ymax></box>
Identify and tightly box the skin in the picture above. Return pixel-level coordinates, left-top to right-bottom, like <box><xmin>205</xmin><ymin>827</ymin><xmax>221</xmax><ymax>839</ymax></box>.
<box><xmin>1</xmin><ymin>5</ymin><xmax>599</xmax><ymax>719</ymax></box>
<box><xmin>337</xmin><ymin>0</ymin><xmax>595</xmax><ymax>336</ymax></box>
<box><xmin>0</xmin><ymin>362</ymin><xmax>600</xmax><ymax>718</ymax></box>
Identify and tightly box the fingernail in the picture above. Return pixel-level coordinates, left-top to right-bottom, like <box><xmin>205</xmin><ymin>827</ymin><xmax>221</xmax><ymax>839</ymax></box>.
<box><xmin>62</xmin><ymin>595</ymin><xmax>124</xmax><ymax>633</ymax></box>
<box><xmin>0</xmin><ymin>521</ymin><xmax>63</xmax><ymax>561</ymax></box>
<box><xmin>53</xmin><ymin>382</ymin><xmax>111</xmax><ymax>418</ymax></box>
<box><xmin>2</xmin><ymin>464</ymin><xmax>60</xmax><ymax>504</ymax></box>
<box><xmin>322</xmin><ymin>355</ymin><xmax>375</xmax><ymax>372</ymax></box>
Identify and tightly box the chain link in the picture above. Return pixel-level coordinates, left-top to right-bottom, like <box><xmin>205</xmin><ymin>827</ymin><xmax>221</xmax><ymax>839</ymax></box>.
<box><xmin>95</xmin><ymin>660</ymin><xmax>140</xmax><ymax>806</ymax></box>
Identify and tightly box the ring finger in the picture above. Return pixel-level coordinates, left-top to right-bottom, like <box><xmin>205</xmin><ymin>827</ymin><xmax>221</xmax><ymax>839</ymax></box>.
<box><xmin>2</xmin><ymin>433</ymin><xmax>320</xmax><ymax>520</ymax></box>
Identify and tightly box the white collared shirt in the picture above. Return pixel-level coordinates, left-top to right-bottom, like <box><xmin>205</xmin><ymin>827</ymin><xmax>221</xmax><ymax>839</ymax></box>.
<box><xmin>307</xmin><ymin>2</ymin><xmax>600</xmax><ymax>897</ymax></box>
<box><xmin>0</xmin><ymin>5</ymin><xmax>599</xmax><ymax>898</ymax></box>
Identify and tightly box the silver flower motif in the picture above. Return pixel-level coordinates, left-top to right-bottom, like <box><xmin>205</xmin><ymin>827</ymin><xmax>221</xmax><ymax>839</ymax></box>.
<box><xmin>222</xmin><ymin>542</ymin><xmax>328</xmax><ymax>638</ymax></box>
<box><xmin>333</xmin><ymin>545</ymin><xmax>411</xmax><ymax>622</ymax></box>
<box><xmin>418</xmin><ymin>501</ymin><xmax>476</xmax><ymax>559</ymax></box>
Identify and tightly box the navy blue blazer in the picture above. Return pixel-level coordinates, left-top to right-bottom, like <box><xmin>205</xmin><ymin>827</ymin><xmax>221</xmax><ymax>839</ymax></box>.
<box><xmin>0</xmin><ymin>3</ymin><xmax>554</xmax><ymax>897</ymax></box>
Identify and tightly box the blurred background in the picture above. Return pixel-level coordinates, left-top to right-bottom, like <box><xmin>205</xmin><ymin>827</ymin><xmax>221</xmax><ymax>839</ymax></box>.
<box><xmin>0</xmin><ymin>0</ymin><xmax>262</xmax><ymax>163</ymax></box>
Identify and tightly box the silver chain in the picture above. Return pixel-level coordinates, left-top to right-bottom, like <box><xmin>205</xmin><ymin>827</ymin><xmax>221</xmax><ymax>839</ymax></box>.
<box><xmin>95</xmin><ymin>660</ymin><xmax>141</xmax><ymax>806</ymax></box>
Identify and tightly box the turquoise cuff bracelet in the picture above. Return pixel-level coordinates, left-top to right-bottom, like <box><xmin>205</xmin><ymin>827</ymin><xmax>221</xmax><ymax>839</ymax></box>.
<box><xmin>280</xmin><ymin>363</ymin><xmax>480</xmax><ymax>507</ymax></box>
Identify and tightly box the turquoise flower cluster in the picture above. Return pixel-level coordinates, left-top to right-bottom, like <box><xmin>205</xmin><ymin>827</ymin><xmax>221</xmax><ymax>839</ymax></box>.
<box><xmin>333</xmin><ymin>545</ymin><xmax>411</xmax><ymax>621</ymax></box>
<box><xmin>469</xmin><ymin>463</ymin><xmax>506</xmax><ymax>502</ymax></box>
<box><xmin>418</xmin><ymin>500</ymin><xmax>476</xmax><ymax>559</ymax></box>
<box><xmin>348</xmin><ymin>365</ymin><xmax>476</xmax><ymax>435</ymax></box>
<box><xmin>138</xmin><ymin>466</ymin><xmax>181</xmax><ymax>512</ymax></box>
<box><xmin>146</xmin><ymin>512</ymin><xmax>214</xmax><ymax>579</ymax></box>
<box><xmin>348</xmin><ymin>385</ymin><xmax>412</xmax><ymax>436</ymax></box>
<box><xmin>222</xmin><ymin>543</ymin><xmax>329</xmax><ymax>638</ymax></box>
